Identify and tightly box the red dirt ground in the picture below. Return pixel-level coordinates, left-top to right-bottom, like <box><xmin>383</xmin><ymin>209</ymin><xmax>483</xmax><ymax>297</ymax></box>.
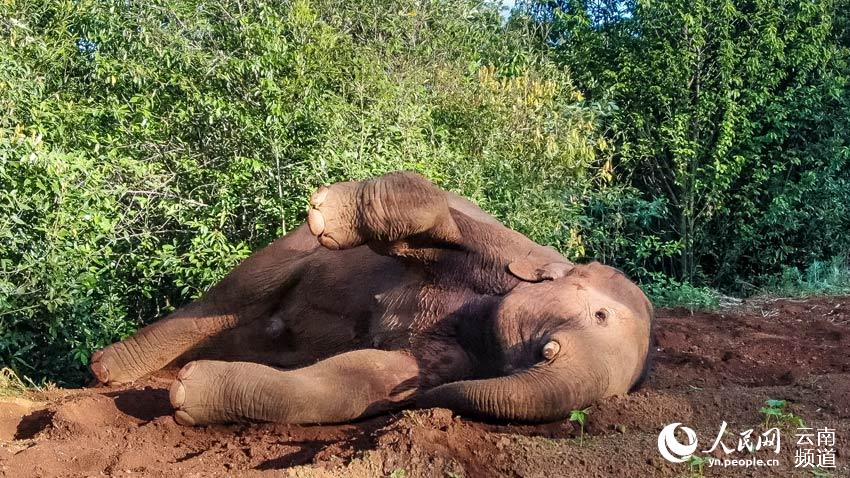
<box><xmin>1</xmin><ymin>296</ymin><xmax>848</xmax><ymax>477</ymax></box>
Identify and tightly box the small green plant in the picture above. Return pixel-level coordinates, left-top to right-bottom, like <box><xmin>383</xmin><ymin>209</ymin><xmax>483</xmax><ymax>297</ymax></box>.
<box><xmin>0</xmin><ymin>368</ymin><xmax>52</xmax><ymax>396</ymax></box>
<box><xmin>569</xmin><ymin>407</ymin><xmax>590</xmax><ymax>445</ymax></box>
<box><xmin>762</xmin><ymin>256</ymin><xmax>850</xmax><ymax>297</ymax></box>
<box><xmin>686</xmin><ymin>455</ymin><xmax>707</xmax><ymax>477</ymax></box>
<box><xmin>388</xmin><ymin>469</ymin><xmax>407</xmax><ymax>478</ymax></box>
<box><xmin>809</xmin><ymin>466</ymin><xmax>834</xmax><ymax>477</ymax></box>
<box><xmin>760</xmin><ymin>399</ymin><xmax>805</xmax><ymax>428</ymax></box>
<box><xmin>0</xmin><ymin>368</ymin><xmax>29</xmax><ymax>396</ymax></box>
<box><xmin>643</xmin><ymin>276</ymin><xmax>720</xmax><ymax>311</ymax></box>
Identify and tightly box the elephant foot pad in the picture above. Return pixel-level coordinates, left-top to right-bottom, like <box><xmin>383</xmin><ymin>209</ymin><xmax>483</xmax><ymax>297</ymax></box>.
<box><xmin>169</xmin><ymin>360</ymin><xmax>231</xmax><ymax>426</ymax></box>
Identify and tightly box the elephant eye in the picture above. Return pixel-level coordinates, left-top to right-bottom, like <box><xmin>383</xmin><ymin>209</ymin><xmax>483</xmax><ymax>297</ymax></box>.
<box><xmin>594</xmin><ymin>308</ymin><xmax>609</xmax><ymax>324</ymax></box>
<box><xmin>541</xmin><ymin>340</ymin><xmax>560</xmax><ymax>360</ymax></box>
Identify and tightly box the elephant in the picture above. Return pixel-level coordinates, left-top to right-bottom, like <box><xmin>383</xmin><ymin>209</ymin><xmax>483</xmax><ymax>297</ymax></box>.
<box><xmin>89</xmin><ymin>171</ymin><xmax>654</xmax><ymax>425</ymax></box>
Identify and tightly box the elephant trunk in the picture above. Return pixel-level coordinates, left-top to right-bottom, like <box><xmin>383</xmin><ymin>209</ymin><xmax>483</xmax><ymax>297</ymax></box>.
<box><xmin>418</xmin><ymin>366</ymin><xmax>604</xmax><ymax>422</ymax></box>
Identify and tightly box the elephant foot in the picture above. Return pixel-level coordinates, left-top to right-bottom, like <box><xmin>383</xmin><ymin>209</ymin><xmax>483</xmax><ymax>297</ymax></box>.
<box><xmin>89</xmin><ymin>349</ymin><xmax>111</xmax><ymax>384</ymax></box>
<box><xmin>307</xmin><ymin>181</ymin><xmax>365</xmax><ymax>250</ymax></box>
<box><xmin>169</xmin><ymin>360</ymin><xmax>249</xmax><ymax>426</ymax></box>
<box><xmin>89</xmin><ymin>344</ymin><xmax>137</xmax><ymax>385</ymax></box>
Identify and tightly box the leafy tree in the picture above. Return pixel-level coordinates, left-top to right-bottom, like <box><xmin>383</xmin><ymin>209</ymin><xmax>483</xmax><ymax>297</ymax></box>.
<box><xmin>525</xmin><ymin>0</ymin><xmax>850</xmax><ymax>288</ymax></box>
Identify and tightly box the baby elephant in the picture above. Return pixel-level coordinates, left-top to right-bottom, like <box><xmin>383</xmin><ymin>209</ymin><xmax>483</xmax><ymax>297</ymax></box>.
<box><xmin>90</xmin><ymin>172</ymin><xmax>654</xmax><ymax>425</ymax></box>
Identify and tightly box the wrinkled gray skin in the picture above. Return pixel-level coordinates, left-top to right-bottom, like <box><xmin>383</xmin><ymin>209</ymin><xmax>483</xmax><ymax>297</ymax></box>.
<box><xmin>90</xmin><ymin>172</ymin><xmax>654</xmax><ymax>425</ymax></box>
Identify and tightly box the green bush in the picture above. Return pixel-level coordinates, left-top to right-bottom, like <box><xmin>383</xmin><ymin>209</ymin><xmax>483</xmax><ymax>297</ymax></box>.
<box><xmin>760</xmin><ymin>256</ymin><xmax>850</xmax><ymax>297</ymax></box>
<box><xmin>0</xmin><ymin>0</ymin><xmax>608</xmax><ymax>384</ymax></box>
<box><xmin>642</xmin><ymin>275</ymin><xmax>721</xmax><ymax>311</ymax></box>
<box><xmin>524</xmin><ymin>0</ymin><xmax>850</xmax><ymax>290</ymax></box>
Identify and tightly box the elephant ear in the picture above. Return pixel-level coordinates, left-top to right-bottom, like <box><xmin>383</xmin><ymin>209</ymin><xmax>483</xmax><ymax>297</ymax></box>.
<box><xmin>508</xmin><ymin>253</ymin><xmax>574</xmax><ymax>282</ymax></box>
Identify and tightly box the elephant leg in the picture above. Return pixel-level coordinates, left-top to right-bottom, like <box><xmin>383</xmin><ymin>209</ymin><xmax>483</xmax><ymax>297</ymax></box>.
<box><xmin>307</xmin><ymin>172</ymin><xmax>463</xmax><ymax>258</ymax></box>
<box><xmin>91</xmin><ymin>226</ymin><xmax>319</xmax><ymax>385</ymax></box>
<box><xmin>166</xmin><ymin>298</ymin><xmax>375</xmax><ymax>371</ymax></box>
<box><xmin>90</xmin><ymin>304</ymin><xmax>241</xmax><ymax>385</ymax></box>
<box><xmin>168</xmin><ymin>349</ymin><xmax>419</xmax><ymax>425</ymax></box>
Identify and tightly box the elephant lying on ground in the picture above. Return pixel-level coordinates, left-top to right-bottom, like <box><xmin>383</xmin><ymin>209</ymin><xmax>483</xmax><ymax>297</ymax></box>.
<box><xmin>90</xmin><ymin>172</ymin><xmax>654</xmax><ymax>425</ymax></box>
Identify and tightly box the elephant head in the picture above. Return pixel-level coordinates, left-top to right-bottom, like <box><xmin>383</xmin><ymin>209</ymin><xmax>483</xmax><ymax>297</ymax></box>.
<box><xmin>420</xmin><ymin>260</ymin><xmax>654</xmax><ymax>422</ymax></box>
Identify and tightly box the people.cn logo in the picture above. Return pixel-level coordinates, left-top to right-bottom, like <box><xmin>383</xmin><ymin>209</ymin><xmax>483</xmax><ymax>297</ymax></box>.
<box><xmin>657</xmin><ymin>423</ymin><xmax>699</xmax><ymax>463</ymax></box>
